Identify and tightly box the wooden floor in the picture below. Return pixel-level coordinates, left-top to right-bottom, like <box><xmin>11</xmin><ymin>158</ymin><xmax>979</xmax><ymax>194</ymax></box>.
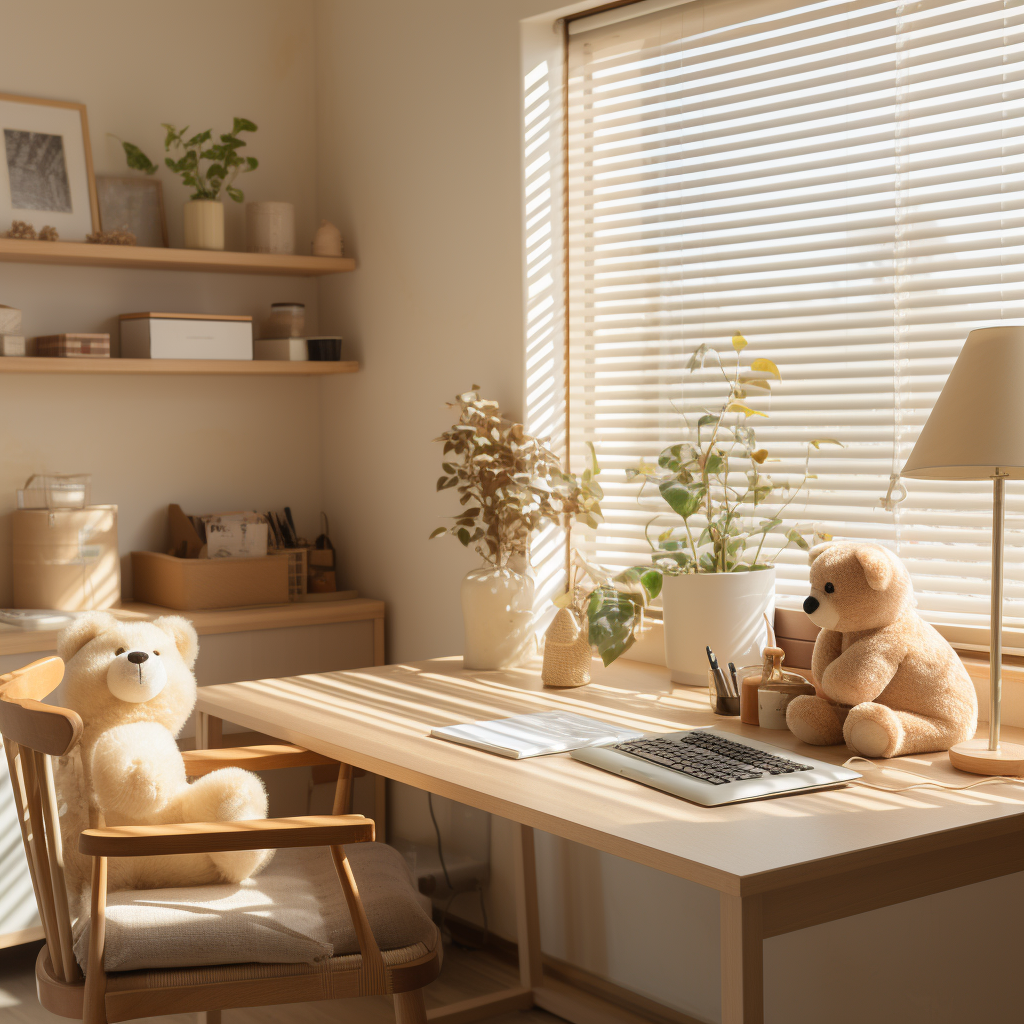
<box><xmin>0</xmin><ymin>940</ymin><xmax>561</xmax><ymax>1024</ymax></box>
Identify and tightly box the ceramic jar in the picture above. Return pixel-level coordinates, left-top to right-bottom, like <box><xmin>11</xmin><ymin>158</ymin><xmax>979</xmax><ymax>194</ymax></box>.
<box><xmin>312</xmin><ymin>219</ymin><xmax>343</xmax><ymax>256</ymax></box>
<box><xmin>183</xmin><ymin>200</ymin><xmax>224</xmax><ymax>250</ymax></box>
<box><xmin>661</xmin><ymin>567</ymin><xmax>775</xmax><ymax>687</ymax></box>
<box><xmin>265</xmin><ymin>303</ymin><xmax>305</xmax><ymax>339</ymax></box>
<box><xmin>461</xmin><ymin>554</ymin><xmax>535</xmax><ymax>671</ymax></box>
<box><xmin>246</xmin><ymin>201</ymin><xmax>295</xmax><ymax>254</ymax></box>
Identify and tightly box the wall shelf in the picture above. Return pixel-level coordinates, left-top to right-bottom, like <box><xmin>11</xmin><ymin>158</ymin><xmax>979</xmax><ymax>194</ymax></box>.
<box><xmin>0</xmin><ymin>237</ymin><xmax>354</xmax><ymax>276</ymax></box>
<box><xmin>0</xmin><ymin>357</ymin><xmax>359</xmax><ymax>376</ymax></box>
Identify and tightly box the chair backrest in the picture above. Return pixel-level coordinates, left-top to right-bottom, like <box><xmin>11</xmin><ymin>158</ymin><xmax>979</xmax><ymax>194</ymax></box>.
<box><xmin>0</xmin><ymin>657</ymin><xmax>83</xmax><ymax>985</ymax></box>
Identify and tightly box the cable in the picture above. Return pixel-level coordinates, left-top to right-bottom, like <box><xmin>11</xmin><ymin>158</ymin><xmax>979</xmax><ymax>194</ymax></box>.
<box><xmin>427</xmin><ymin>792</ymin><xmax>488</xmax><ymax>950</ymax></box>
<box><xmin>427</xmin><ymin>792</ymin><xmax>453</xmax><ymax>890</ymax></box>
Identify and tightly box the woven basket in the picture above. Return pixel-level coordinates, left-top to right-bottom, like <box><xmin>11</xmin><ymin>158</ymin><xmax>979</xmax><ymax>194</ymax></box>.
<box><xmin>542</xmin><ymin>608</ymin><xmax>592</xmax><ymax>688</ymax></box>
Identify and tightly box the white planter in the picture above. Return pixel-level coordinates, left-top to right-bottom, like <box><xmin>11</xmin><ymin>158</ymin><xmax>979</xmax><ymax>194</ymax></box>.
<box><xmin>183</xmin><ymin>199</ymin><xmax>224</xmax><ymax>250</ymax></box>
<box><xmin>662</xmin><ymin>568</ymin><xmax>775</xmax><ymax>686</ymax></box>
<box><xmin>461</xmin><ymin>560</ymin><xmax>535</xmax><ymax>671</ymax></box>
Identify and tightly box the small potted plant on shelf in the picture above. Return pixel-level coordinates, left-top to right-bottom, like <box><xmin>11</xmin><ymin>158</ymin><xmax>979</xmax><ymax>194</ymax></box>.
<box><xmin>625</xmin><ymin>333</ymin><xmax>840</xmax><ymax>685</ymax></box>
<box><xmin>431</xmin><ymin>387</ymin><xmax>603</xmax><ymax>671</ymax></box>
<box><xmin>118</xmin><ymin>118</ymin><xmax>258</xmax><ymax>251</ymax></box>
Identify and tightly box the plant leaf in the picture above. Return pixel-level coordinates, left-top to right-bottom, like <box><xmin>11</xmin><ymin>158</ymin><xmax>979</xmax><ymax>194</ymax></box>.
<box><xmin>429</xmin><ymin>527</ymin><xmax>447</xmax><ymax>539</ymax></box>
<box><xmin>810</xmin><ymin>438</ymin><xmax>843</xmax><ymax>448</ymax></box>
<box><xmin>750</xmin><ymin>357</ymin><xmax>781</xmax><ymax>379</ymax></box>
<box><xmin>786</xmin><ymin>527</ymin><xmax>810</xmax><ymax>550</ymax></box>
<box><xmin>732</xmin><ymin>332</ymin><xmax>748</xmax><ymax>351</ymax></box>
<box><xmin>726</xmin><ymin>402</ymin><xmax>767</xmax><ymax>418</ymax></box>
<box><xmin>553</xmin><ymin>590</ymin><xmax>575</xmax><ymax>608</ymax></box>
<box><xmin>751</xmin><ymin>449</ymin><xmax>769</xmax><ymax>463</ymax></box>
<box><xmin>658</xmin><ymin>479</ymin><xmax>704</xmax><ymax>519</ymax></box>
<box><xmin>587</xmin><ymin>587</ymin><xmax>639</xmax><ymax>666</ymax></box>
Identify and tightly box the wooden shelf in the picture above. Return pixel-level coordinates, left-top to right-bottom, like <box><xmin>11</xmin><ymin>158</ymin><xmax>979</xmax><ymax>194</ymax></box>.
<box><xmin>0</xmin><ymin>357</ymin><xmax>358</xmax><ymax>376</ymax></box>
<box><xmin>0</xmin><ymin>598</ymin><xmax>384</xmax><ymax>657</ymax></box>
<box><xmin>0</xmin><ymin>237</ymin><xmax>354</xmax><ymax>276</ymax></box>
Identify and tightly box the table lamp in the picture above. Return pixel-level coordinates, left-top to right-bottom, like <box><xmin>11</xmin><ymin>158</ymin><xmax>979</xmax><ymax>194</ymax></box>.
<box><xmin>901</xmin><ymin>325</ymin><xmax>1024</xmax><ymax>775</ymax></box>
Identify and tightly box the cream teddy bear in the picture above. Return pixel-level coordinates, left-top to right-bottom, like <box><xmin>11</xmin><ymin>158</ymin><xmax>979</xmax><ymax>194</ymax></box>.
<box><xmin>55</xmin><ymin>612</ymin><xmax>272</xmax><ymax>894</ymax></box>
<box><xmin>785</xmin><ymin>542</ymin><xmax>978</xmax><ymax>759</ymax></box>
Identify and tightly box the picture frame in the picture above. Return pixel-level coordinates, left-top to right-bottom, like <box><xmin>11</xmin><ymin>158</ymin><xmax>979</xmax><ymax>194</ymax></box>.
<box><xmin>0</xmin><ymin>92</ymin><xmax>99</xmax><ymax>240</ymax></box>
<box><xmin>96</xmin><ymin>175</ymin><xmax>168</xmax><ymax>247</ymax></box>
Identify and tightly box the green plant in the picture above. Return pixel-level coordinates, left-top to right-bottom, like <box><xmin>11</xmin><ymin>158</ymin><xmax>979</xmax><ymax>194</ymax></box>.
<box><xmin>430</xmin><ymin>388</ymin><xmax>603</xmax><ymax>567</ymax></box>
<box><xmin>117</xmin><ymin>118</ymin><xmax>258</xmax><ymax>202</ymax></box>
<box><xmin>555</xmin><ymin>553</ymin><xmax>662</xmax><ymax>666</ymax></box>
<box><xmin>629</xmin><ymin>333</ymin><xmax>841</xmax><ymax>574</ymax></box>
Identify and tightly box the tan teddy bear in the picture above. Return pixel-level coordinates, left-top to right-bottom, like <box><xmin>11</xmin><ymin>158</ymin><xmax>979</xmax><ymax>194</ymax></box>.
<box><xmin>785</xmin><ymin>542</ymin><xmax>977</xmax><ymax>758</ymax></box>
<box><xmin>55</xmin><ymin>612</ymin><xmax>273</xmax><ymax>896</ymax></box>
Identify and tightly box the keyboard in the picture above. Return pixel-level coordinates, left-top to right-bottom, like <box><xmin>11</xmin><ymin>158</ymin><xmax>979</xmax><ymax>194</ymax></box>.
<box><xmin>571</xmin><ymin>728</ymin><xmax>861</xmax><ymax>806</ymax></box>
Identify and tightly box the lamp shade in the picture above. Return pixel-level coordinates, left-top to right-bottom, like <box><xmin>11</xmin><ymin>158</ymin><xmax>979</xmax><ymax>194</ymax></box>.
<box><xmin>902</xmin><ymin>326</ymin><xmax>1024</xmax><ymax>481</ymax></box>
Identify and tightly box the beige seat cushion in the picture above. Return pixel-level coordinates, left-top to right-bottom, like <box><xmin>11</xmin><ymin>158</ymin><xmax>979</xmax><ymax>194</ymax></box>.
<box><xmin>73</xmin><ymin>842</ymin><xmax>437</xmax><ymax>973</ymax></box>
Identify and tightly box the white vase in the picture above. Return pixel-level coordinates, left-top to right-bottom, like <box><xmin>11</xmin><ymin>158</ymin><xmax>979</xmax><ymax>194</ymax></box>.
<box><xmin>662</xmin><ymin>568</ymin><xmax>775</xmax><ymax>686</ymax></box>
<box><xmin>461</xmin><ymin>555</ymin><xmax>535</xmax><ymax>671</ymax></box>
<box><xmin>183</xmin><ymin>200</ymin><xmax>225</xmax><ymax>250</ymax></box>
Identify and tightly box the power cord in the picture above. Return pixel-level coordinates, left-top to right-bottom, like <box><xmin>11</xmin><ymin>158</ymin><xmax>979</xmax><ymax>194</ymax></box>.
<box><xmin>427</xmin><ymin>792</ymin><xmax>489</xmax><ymax>950</ymax></box>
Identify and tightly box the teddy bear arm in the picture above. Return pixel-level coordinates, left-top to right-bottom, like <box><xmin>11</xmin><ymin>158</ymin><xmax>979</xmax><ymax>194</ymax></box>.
<box><xmin>820</xmin><ymin>641</ymin><xmax>901</xmax><ymax>706</ymax></box>
<box><xmin>810</xmin><ymin>629</ymin><xmax>843</xmax><ymax>685</ymax></box>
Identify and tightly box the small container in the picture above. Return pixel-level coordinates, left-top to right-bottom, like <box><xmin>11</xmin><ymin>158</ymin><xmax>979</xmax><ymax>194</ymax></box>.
<box><xmin>707</xmin><ymin>669</ymin><xmax>741</xmax><ymax>717</ymax></box>
<box><xmin>246</xmin><ymin>201</ymin><xmax>295</xmax><ymax>255</ymax></box>
<box><xmin>265</xmin><ymin>303</ymin><xmax>305</xmax><ymax>339</ymax></box>
<box><xmin>738</xmin><ymin>663</ymin><xmax>765</xmax><ymax>725</ymax></box>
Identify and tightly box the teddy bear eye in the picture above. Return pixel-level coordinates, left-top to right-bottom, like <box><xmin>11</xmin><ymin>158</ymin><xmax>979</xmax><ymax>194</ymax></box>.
<box><xmin>115</xmin><ymin>647</ymin><xmax>125</xmax><ymax>656</ymax></box>
<box><xmin>824</xmin><ymin>582</ymin><xmax>835</xmax><ymax>594</ymax></box>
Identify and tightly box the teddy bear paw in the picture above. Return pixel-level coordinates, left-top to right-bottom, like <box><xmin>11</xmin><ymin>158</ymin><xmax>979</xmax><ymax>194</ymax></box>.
<box><xmin>786</xmin><ymin>695</ymin><xmax>845</xmax><ymax>745</ymax></box>
<box><xmin>844</xmin><ymin>703</ymin><xmax>902</xmax><ymax>759</ymax></box>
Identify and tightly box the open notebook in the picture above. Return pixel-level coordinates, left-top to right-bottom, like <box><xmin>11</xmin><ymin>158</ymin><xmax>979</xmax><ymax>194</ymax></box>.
<box><xmin>430</xmin><ymin>710</ymin><xmax>643</xmax><ymax>759</ymax></box>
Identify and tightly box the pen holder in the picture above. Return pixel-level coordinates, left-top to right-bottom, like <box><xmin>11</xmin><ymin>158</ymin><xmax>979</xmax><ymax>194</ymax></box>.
<box><xmin>707</xmin><ymin>669</ymin><xmax>741</xmax><ymax>717</ymax></box>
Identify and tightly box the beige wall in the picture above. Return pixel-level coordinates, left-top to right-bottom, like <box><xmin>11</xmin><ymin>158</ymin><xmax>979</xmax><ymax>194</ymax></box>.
<box><xmin>0</xmin><ymin>0</ymin><xmax>325</xmax><ymax>603</ymax></box>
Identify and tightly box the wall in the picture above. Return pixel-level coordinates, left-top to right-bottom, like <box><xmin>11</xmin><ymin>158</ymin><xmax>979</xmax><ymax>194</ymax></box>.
<box><xmin>0</xmin><ymin>0</ymin><xmax>326</xmax><ymax>603</ymax></box>
<box><xmin>313</xmin><ymin>3</ymin><xmax>1023</xmax><ymax>1023</ymax></box>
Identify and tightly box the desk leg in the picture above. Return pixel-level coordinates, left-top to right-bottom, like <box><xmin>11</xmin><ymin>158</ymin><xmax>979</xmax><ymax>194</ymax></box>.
<box><xmin>513</xmin><ymin>823</ymin><xmax>543</xmax><ymax>990</ymax></box>
<box><xmin>720</xmin><ymin>893</ymin><xmax>763</xmax><ymax>1024</ymax></box>
<box><xmin>196</xmin><ymin>713</ymin><xmax>222</xmax><ymax>751</ymax></box>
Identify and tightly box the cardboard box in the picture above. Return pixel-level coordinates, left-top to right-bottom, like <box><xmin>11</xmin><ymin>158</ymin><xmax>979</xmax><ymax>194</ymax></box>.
<box><xmin>0</xmin><ymin>335</ymin><xmax>25</xmax><ymax>356</ymax></box>
<box><xmin>13</xmin><ymin>506</ymin><xmax>120</xmax><ymax>610</ymax></box>
<box><xmin>35</xmin><ymin>334</ymin><xmax>110</xmax><ymax>358</ymax></box>
<box><xmin>132</xmin><ymin>550</ymin><xmax>289</xmax><ymax>610</ymax></box>
<box><xmin>120</xmin><ymin>313</ymin><xmax>253</xmax><ymax>360</ymax></box>
<box><xmin>0</xmin><ymin>305</ymin><xmax>21</xmax><ymax>335</ymax></box>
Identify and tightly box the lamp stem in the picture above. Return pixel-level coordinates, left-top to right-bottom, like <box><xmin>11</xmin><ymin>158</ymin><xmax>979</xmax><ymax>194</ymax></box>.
<box><xmin>990</xmin><ymin>473</ymin><xmax>1006</xmax><ymax>752</ymax></box>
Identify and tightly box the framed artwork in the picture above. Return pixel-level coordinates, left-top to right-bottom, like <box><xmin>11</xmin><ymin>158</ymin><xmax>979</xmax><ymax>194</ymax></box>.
<box><xmin>0</xmin><ymin>93</ymin><xmax>99</xmax><ymax>240</ymax></box>
<box><xmin>96</xmin><ymin>175</ymin><xmax>168</xmax><ymax>247</ymax></box>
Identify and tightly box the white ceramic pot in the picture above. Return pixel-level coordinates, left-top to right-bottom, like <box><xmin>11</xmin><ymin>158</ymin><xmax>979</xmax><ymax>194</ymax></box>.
<box><xmin>662</xmin><ymin>568</ymin><xmax>775</xmax><ymax>686</ymax></box>
<box><xmin>461</xmin><ymin>557</ymin><xmax>535</xmax><ymax>671</ymax></box>
<box><xmin>183</xmin><ymin>200</ymin><xmax>225</xmax><ymax>250</ymax></box>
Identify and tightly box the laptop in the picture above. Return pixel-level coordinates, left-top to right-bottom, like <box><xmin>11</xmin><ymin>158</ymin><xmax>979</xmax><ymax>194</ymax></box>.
<box><xmin>571</xmin><ymin>728</ymin><xmax>861</xmax><ymax>807</ymax></box>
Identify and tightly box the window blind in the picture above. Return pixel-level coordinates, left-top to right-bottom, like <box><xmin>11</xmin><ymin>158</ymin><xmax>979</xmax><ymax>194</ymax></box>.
<box><xmin>566</xmin><ymin>0</ymin><xmax>1024</xmax><ymax>648</ymax></box>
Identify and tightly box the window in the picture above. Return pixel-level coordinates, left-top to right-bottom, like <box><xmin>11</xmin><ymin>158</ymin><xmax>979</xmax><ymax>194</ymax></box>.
<box><xmin>565</xmin><ymin>0</ymin><xmax>1024</xmax><ymax>648</ymax></box>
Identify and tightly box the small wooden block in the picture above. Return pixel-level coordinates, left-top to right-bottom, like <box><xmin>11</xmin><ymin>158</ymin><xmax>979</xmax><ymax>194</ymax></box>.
<box><xmin>949</xmin><ymin>738</ymin><xmax>1024</xmax><ymax>777</ymax></box>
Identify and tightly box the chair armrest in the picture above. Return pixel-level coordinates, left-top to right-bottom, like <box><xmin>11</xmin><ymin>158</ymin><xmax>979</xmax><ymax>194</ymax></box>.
<box><xmin>79</xmin><ymin>814</ymin><xmax>374</xmax><ymax>857</ymax></box>
<box><xmin>181</xmin><ymin>743</ymin><xmax>339</xmax><ymax>776</ymax></box>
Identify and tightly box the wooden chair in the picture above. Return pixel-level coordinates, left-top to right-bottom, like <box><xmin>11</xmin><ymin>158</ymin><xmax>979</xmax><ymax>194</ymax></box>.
<box><xmin>0</xmin><ymin>657</ymin><xmax>442</xmax><ymax>1024</ymax></box>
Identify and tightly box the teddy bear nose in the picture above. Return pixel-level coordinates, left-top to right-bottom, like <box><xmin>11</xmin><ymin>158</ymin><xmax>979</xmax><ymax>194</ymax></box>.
<box><xmin>127</xmin><ymin>651</ymin><xmax>149</xmax><ymax>665</ymax></box>
<box><xmin>803</xmin><ymin>596</ymin><xmax>819</xmax><ymax>614</ymax></box>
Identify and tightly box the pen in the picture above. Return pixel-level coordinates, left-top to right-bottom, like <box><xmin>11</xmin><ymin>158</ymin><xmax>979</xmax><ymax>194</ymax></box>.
<box><xmin>728</xmin><ymin>662</ymin><xmax>738</xmax><ymax>692</ymax></box>
<box><xmin>705</xmin><ymin>645</ymin><xmax>736</xmax><ymax>697</ymax></box>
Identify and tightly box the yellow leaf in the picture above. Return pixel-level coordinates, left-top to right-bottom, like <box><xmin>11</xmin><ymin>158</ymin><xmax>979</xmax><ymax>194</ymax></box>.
<box><xmin>732</xmin><ymin>332</ymin><xmax>748</xmax><ymax>351</ymax></box>
<box><xmin>726</xmin><ymin>402</ymin><xmax>767</xmax><ymax>418</ymax></box>
<box><xmin>750</xmin><ymin>358</ymin><xmax>781</xmax><ymax>379</ymax></box>
<box><xmin>751</xmin><ymin>449</ymin><xmax>768</xmax><ymax>463</ymax></box>
<box><xmin>553</xmin><ymin>591</ymin><xmax>575</xmax><ymax>608</ymax></box>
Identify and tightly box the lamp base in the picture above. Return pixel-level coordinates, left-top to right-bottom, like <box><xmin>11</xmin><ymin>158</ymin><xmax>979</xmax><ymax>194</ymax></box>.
<box><xmin>948</xmin><ymin>738</ymin><xmax>1024</xmax><ymax>776</ymax></box>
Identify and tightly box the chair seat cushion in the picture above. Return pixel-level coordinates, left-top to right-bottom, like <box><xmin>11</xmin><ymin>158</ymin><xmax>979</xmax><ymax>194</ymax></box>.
<box><xmin>73</xmin><ymin>842</ymin><xmax>437</xmax><ymax>973</ymax></box>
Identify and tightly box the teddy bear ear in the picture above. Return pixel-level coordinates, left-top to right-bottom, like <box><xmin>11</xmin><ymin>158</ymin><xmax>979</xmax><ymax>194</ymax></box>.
<box><xmin>808</xmin><ymin>542</ymin><xmax>831</xmax><ymax>564</ymax></box>
<box><xmin>57</xmin><ymin>611</ymin><xmax>118</xmax><ymax>663</ymax></box>
<box><xmin>152</xmin><ymin>615</ymin><xmax>199</xmax><ymax>670</ymax></box>
<box><xmin>855</xmin><ymin>545</ymin><xmax>894</xmax><ymax>591</ymax></box>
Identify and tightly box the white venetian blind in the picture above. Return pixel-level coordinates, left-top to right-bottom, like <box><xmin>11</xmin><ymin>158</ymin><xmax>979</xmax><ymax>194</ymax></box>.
<box><xmin>566</xmin><ymin>0</ymin><xmax>1024</xmax><ymax>648</ymax></box>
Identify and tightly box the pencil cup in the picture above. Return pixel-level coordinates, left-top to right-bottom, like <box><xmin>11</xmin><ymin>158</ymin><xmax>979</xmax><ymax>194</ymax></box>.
<box><xmin>707</xmin><ymin>669</ymin><xmax>741</xmax><ymax>717</ymax></box>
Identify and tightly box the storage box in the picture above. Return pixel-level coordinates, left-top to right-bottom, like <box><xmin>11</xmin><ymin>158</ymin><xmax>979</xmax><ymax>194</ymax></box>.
<box><xmin>0</xmin><ymin>335</ymin><xmax>25</xmax><ymax>356</ymax></box>
<box><xmin>35</xmin><ymin>334</ymin><xmax>110</xmax><ymax>358</ymax></box>
<box><xmin>13</xmin><ymin>506</ymin><xmax>120</xmax><ymax>610</ymax></box>
<box><xmin>132</xmin><ymin>550</ymin><xmax>289</xmax><ymax>610</ymax></box>
<box><xmin>0</xmin><ymin>305</ymin><xmax>21</xmax><ymax>335</ymax></box>
<box><xmin>120</xmin><ymin>312</ymin><xmax>253</xmax><ymax>360</ymax></box>
<box><xmin>253</xmin><ymin>337</ymin><xmax>344</xmax><ymax>361</ymax></box>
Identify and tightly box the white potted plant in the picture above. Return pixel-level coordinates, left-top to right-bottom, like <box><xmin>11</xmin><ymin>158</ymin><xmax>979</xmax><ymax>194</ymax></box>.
<box><xmin>628</xmin><ymin>334</ymin><xmax>840</xmax><ymax>685</ymax></box>
<box><xmin>118</xmin><ymin>118</ymin><xmax>258</xmax><ymax>250</ymax></box>
<box><xmin>431</xmin><ymin>388</ymin><xmax>603</xmax><ymax>671</ymax></box>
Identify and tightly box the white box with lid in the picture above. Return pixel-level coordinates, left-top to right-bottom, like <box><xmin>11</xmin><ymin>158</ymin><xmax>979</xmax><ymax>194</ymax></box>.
<box><xmin>119</xmin><ymin>312</ymin><xmax>253</xmax><ymax>360</ymax></box>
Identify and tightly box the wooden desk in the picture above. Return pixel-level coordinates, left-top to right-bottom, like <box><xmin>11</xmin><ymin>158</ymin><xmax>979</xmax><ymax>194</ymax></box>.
<box><xmin>194</xmin><ymin>656</ymin><xmax>1024</xmax><ymax>1024</ymax></box>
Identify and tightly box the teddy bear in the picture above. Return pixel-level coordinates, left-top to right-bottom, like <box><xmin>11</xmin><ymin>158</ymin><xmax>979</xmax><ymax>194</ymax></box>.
<box><xmin>785</xmin><ymin>541</ymin><xmax>978</xmax><ymax>759</ymax></box>
<box><xmin>54</xmin><ymin>611</ymin><xmax>273</xmax><ymax>895</ymax></box>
